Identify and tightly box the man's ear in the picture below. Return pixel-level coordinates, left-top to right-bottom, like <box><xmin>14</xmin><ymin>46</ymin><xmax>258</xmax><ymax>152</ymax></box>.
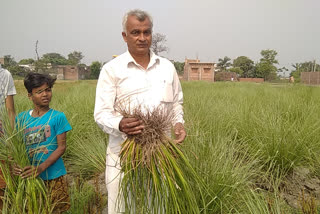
<box><xmin>122</xmin><ymin>32</ymin><xmax>127</xmax><ymax>43</ymax></box>
<box><xmin>28</xmin><ymin>93</ymin><xmax>32</xmax><ymax>100</ymax></box>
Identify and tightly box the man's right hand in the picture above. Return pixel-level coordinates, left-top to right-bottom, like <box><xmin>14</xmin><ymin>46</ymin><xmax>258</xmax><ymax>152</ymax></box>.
<box><xmin>119</xmin><ymin>117</ymin><xmax>144</xmax><ymax>135</ymax></box>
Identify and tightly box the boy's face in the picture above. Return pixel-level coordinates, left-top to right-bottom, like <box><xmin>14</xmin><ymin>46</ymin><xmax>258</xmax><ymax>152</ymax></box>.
<box><xmin>28</xmin><ymin>83</ymin><xmax>52</xmax><ymax>108</ymax></box>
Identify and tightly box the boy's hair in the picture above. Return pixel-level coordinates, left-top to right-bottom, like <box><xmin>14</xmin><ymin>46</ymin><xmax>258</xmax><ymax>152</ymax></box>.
<box><xmin>24</xmin><ymin>72</ymin><xmax>56</xmax><ymax>93</ymax></box>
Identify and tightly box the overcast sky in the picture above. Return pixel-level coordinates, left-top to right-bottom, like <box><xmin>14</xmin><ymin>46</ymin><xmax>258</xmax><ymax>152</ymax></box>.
<box><xmin>1</xmin><ymin>0</ymin><xmax>320</xmax><ymax>73</ymax></box>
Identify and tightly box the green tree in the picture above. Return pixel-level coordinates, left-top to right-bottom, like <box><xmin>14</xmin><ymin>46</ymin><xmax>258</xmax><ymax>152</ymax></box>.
<box><xmin>3</xmin><ymin>55</ymin><xmax>17</xmax><ymax>68</ymax></box>
<box><xmin>260</xmin><ymin>49</ymin><xmax>278</xmax><ymax>65</ymax></box>
<box><xmin>68</xmin><ymin>51</ymin><xmax>84</xmax><ymax>65</ymax></box>
<box><xmin>255</xmin><ymin>62</ymin><xmax>277</xmax><ymax>80</ymax></box>
<box><xmin>3</xmin><ymin>55</ymin><xmax>28</xmax><ymax>76</ymax></box>
<box><xmin>173</xmin><ymin>61</ymin><xmax>185</xmax><ymax>75</ymax></box>
<box><xmin>229</xmin><ymin>67</ymin><xmax>244</xmax><ymax>76</ymax></box>
<box><xmin>217</xmin><ymin>56</ymin><xmax>231</xmax><ymax>71</ymax></box>
<box><xmin>19</xmin><ymin>58</ymin><xmax>35</xmax><ymax>65</ymax></box>
<box><xmin>151</xmin><ymin>33</ymin><xmax>168</xmax><ymax>55</ymax></box>
<box><xmin>90</xmin><ymin>61</ymin><xmax>102</xmax><ymax>79</ymax></box>
<box><xmin>256</xmin><ymin>49</ymin><xmax>279</xmax><ymax>80</ymax></box>
<box><xmin>42</xmin><ymin>53</ymin><xmax>68</xmax><ymax>65</ymax></box>
<box><xmin>232</xmin><ymin>56</ymin><xmax>255</xmax><ymax>77</ymax></box>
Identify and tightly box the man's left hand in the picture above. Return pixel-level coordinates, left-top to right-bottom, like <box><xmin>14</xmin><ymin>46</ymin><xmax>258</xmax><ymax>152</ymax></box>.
<box><xmin>173</xmin><ymin>123</ymin><xmax>186</xmax><ymax>143</ymax></box>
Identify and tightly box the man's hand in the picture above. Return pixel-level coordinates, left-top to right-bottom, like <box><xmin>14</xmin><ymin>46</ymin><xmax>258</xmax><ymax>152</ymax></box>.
<box><xmin>119</xmin><ymin>117</ymin><xmax>144</xmax><ymax>135</ymax></box>
<box><xmin>173</xmin><ymin>123</ymin><xmax>186</xmax><ymax>143</ymax></box>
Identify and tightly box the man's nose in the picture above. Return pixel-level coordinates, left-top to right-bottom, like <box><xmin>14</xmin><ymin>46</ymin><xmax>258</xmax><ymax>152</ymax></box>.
<box><xmin>138</xmin><ymin>33</ymin><xmax>146</xmax><ymax>41</ymax></box>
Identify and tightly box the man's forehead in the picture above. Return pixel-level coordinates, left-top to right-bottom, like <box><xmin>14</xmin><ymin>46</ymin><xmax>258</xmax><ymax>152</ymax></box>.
<box><xmin>127</xmin><ymin>16</ymin><xmax>151</xmax><ymax>27</ymax></box>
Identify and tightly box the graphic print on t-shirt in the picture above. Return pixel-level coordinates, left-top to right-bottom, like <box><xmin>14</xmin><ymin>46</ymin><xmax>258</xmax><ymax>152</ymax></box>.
<box><xmin>25</xmin><ymin>125</ymin><xmax>52</xmax><ymax>158</ymax></box>
<box><xmin>25</xmin><ymin>125</ymin><xmax>51</xmax><ymax>146</ymax></box>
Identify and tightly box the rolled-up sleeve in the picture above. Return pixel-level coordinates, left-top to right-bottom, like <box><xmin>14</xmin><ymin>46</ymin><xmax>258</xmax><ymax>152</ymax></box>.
<box><xmin>94</xmin><ymin>65</ymin><xmax>123</xmax><ymax>136</ymax></box>
<box><xmin>172</xmin><ymin>69</ymin><xmax>184</xmax><ymax>125</ymax></box>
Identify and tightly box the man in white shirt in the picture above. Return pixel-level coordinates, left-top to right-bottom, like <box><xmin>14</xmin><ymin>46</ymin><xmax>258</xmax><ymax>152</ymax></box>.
<box><xmin>94</xmin><ymin>9</ymin><xmax>186</xmax><ymax>214</ymax></box>
<box><xmin>0</xmin><ymin>64</ymin><xmax>16</xmax><ymax>133</ymax></box>
<box><xmin>0</xmin><ymin>64</ymin><xmax>16</xmax><ymax>210</ymax></box>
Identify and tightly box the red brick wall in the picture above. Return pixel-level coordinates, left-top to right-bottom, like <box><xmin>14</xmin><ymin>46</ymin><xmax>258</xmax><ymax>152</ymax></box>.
<box><xmin>239</xmin><ymin>78</ymin><xmax>264</xmax><ymax>83</ymax></box>
<box><xmin>183</xmin><ymin>59</ymin><xmax>215</xmax><ymax>81</ymax></box>
<box><xmin>301</xmin><ymin>72</ymin><xmax>320</xmax><ymax>85</ymax></box>
<box><xmin>64</xmin><ymin>66</ymin><xmax>78</xmax><ymax>80</ymax></box>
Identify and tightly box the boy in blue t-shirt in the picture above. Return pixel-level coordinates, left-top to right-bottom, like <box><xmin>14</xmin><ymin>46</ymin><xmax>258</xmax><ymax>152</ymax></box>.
<box><xmin>14</xmin><ymin>72</ymin><xmax>72</xmax><ymax>213</ymax></box>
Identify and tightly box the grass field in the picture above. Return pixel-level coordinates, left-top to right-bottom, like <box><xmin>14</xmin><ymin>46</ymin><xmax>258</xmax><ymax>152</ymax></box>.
<box><xmin>2</xmin><ymin>80</ymin><xmax>320</xmax><ymax>213</ymax></box>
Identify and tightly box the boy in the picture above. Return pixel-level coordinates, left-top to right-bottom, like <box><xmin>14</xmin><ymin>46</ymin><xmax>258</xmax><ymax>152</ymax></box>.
<box><xmin>14</xmin><ymin>72</ymin><xmax>71</xmax><ymax>213</ymax></box>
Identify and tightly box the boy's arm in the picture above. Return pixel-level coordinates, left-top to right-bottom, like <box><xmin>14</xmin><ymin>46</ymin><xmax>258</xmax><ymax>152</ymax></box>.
<box><xmin>20</xmin><ymin>132</ymin><xmax>67</xmax><ymax>178</ymax></box>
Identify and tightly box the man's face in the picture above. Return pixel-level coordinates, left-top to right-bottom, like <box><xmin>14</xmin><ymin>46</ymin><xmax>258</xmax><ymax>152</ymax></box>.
<box><xmin>28</xmin><ymin>83</ymin><xmax>52</xmax><ymax>108</ymax></box>
<box><xmin>122</xmin><ymin>15</ymin><xmax>152</xmax><ymax>57</ymax></box>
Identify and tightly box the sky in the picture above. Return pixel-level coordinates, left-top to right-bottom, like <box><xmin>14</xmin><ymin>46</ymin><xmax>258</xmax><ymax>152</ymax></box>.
<box><xmin>1</xmin><ymin>0</ymin><xmax>320</xmax><ymax>75</ymax></box>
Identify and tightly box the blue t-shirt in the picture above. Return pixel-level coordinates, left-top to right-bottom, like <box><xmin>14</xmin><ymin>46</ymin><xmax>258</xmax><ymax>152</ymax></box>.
<box><xmin>16</xmin><ymin>109</ymin><xmax>72</xmax><ymax>180</ymax></box>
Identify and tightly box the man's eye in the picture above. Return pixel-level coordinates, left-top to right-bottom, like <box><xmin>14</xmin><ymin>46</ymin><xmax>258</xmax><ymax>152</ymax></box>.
<box><xmin>144</xmin><ymin>31</ymin><xmax>151</xmax><ymax>36</ymax></box>
<box><xmin>131</xmin><ymin>31</ymin><xmax>140</xmax><ymax>35</ymax></box>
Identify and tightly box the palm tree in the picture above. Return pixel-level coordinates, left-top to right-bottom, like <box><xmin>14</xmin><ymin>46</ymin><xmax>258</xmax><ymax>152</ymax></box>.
<box><xmin>217</xmin><ymin>56</ymin><xmax>232</xmax><ymax>71</ymax></box>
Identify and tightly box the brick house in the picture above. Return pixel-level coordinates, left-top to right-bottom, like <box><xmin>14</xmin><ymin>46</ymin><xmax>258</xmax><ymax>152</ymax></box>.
<box><xmin>55</xmin><ymin>65</ymin><xmax>91</xmax><ymax>80</ymax></box>
<box><xmin>183</xmin><ymin>58</ymin><xmax>215</xmax><ymax>81</ymax></box>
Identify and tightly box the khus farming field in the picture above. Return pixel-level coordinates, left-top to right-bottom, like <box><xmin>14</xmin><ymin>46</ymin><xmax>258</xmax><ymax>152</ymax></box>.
<box><xmin>5</xmin><ymin>80</ymin><xmax>320</xmax><ymax>213</ymax></box>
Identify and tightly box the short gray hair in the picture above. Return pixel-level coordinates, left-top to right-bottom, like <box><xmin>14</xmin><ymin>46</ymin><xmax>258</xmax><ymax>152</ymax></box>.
<box><xmin>122</xmin><ymin>9</ymin><xmax>153</xmax><ymax>34</ymax></box>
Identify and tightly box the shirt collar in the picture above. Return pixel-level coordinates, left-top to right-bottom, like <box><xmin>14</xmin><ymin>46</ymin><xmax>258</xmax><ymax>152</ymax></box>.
<box><xmin>125</xmin><ymin>50</ymin><xmax>160</xmax><ymax>69</ymax></box>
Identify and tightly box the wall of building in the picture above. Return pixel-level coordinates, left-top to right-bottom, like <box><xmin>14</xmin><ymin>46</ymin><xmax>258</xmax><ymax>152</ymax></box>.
<box><xmin>238</xmin><ymin>78</ymin><xmax>264</xmax><ymax>83</ymax></box>
<box><xmin>63</xmin><ymin>66</ymin><xmax>78</xmax><ymax>80</ymax></box>
<box><xmin>301</xmin><ymin>72</ymin><xmax>320</xmax><ymax>85</ymax></box>
<box><xmin>184</xmin><ymin>59</ymin><xmax>215</xmax><ymax>81</ymax></box>
<box><xmin>215</xmin><ymin>72</ymin><xmax>237</xmax><ymax>81</ymax></box>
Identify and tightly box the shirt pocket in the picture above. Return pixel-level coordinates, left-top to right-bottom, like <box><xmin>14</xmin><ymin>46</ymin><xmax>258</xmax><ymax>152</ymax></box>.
<box><xmin>162</xmin><ymin>82</ymin><xmax>174</xmax><ymax>103</ymax></box>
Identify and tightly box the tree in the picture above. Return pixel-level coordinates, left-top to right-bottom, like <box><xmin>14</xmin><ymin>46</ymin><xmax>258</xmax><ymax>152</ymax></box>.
<box><xmin>255</xmin><ymin>62</ymin><xmax>277</xmax><ymax>80</ymax></box>
<box><xmin>217</xmin><ymin>56</ymin><xmax>232</xmax><ymax>71</ymax></box>
<box><xmin>173</xmin><ymin>61</ymin><xmax>185</xmax><ymax>75</ymax></box>
<box><xmin>260</xmin><ymin>49</ymin><xmax>278</xmax><ymax>65</ymax></box>
<box><xmin>42</xmin><ymin>53</ymin><xmax>68</xmax><ymax>65</ymax></box>
<box><xmin>151</xmin><ymin>33</ymin><xmax>168</xmax><ymax>55</ymax></box>
<box><xmin>68</xmin><ymin>51</ymin><xmax>84</xmax><ymax>65</ymax></box>
<box><xmin>229</xmin><ymin>67</ymin><xmax>244</xmax><ymax>76</ymax></box>
<box><xmin>90</xmin><ymin>61</ymin><xmax>102</xmax><ymax>79</ymax></box>
<box><xmin>3</xmin><ymin>55</ymin><xmax>17</xmax><ymax>68</ymax></box>
<box><xmin>19</xmin><ymin>58</ymin><xmax>35</xmax><ymax>65</ymax></box>
<box><xmin>232</xmin><ymin>56</ymin><xmax>255</xmax><ymax>77</ymax></box>
<box><xmin>256</xmin><ymin>49</ymin><xmax>279</xmax><ymax>80</ymax></box>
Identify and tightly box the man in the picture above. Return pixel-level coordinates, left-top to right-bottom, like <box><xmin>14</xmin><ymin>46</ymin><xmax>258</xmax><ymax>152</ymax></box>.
<box><xmin>0</xmin><ymin>64</ymin><xmax>16</xmax><ymax>210</ymax></box>
<box><xmin>0</xmin><ymin>64</ymin><xmax>16</xmax><ymax>131</ymax></box>
<box><xmin>94</xmin><ymin>9</ymin><xmax>186</xmax><ymax>214</ymax></box>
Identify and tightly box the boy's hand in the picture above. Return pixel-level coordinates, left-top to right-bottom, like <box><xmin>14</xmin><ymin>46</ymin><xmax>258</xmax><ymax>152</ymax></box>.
<box><xmin>20</xmin><ymin>165</ymin><xmax>44</xmax><ymax>179</ymax></box>
<box><xmin>11</xmin><ymin>163</ymin><xmax>23</xmax><ymax>176</ymax></box>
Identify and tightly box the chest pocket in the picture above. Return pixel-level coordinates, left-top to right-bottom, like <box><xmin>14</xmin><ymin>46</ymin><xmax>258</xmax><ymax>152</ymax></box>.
<box><xmin>162</xmin><ymin>81</ymin><xmax>174</xmax><ymax>103</ymax></box>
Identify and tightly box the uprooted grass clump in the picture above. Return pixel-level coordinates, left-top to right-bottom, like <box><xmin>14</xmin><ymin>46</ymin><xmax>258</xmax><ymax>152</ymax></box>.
<box><xmin>117</xmin><ymin>104</ymin><xmax>204</xmax><ymax>214</ymax></box>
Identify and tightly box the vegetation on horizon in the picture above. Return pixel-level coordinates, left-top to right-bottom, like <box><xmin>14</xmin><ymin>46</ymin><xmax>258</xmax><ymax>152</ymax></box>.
<box><xmin>0</xmin><ymin>79</ymin><xmax>319</xmax><ymax>213</ymax></box>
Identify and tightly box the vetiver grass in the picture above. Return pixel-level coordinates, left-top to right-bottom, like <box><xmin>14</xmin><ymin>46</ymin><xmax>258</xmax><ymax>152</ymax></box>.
<box><xmin>0</xmin><ymin>111</ymin><xmax>52</xmax><ymax>213</ymax></box>
<box><xmin>7</xmin><ymin>79</ymin><xmax>320</xmax><ymax>213</ymax></box>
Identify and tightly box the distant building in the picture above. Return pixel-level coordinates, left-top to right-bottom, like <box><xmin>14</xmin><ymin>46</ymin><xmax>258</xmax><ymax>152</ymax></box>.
<box><xmin>183</xmin><ymin>58</ymin><xmax>215</xmax><ymax>81</ymax></box>
<box><xmin>0</xmin><ymin>58</ymin><xmax>4</xmax><ymax>65</ymax></box>
<box><xmin>54</xmin><ymin>65</ymin><xmax>91</xmax><ymax>80</ymax></box>
<box><xmin>301</xmin><ymin>72</ymin><xmax>320</xmax><ymax>85</ymax></box>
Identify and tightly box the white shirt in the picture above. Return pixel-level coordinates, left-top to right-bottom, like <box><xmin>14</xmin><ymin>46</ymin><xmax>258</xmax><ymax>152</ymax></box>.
<box><xmin>0</xmin><ymin>66</ymin><xmax>16</xmax><ymax>109</ymax></box>
<box><xmin>94</xmin><ymin>51</ymin><xmax>184</xmax><ymax>153</ymax></box>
